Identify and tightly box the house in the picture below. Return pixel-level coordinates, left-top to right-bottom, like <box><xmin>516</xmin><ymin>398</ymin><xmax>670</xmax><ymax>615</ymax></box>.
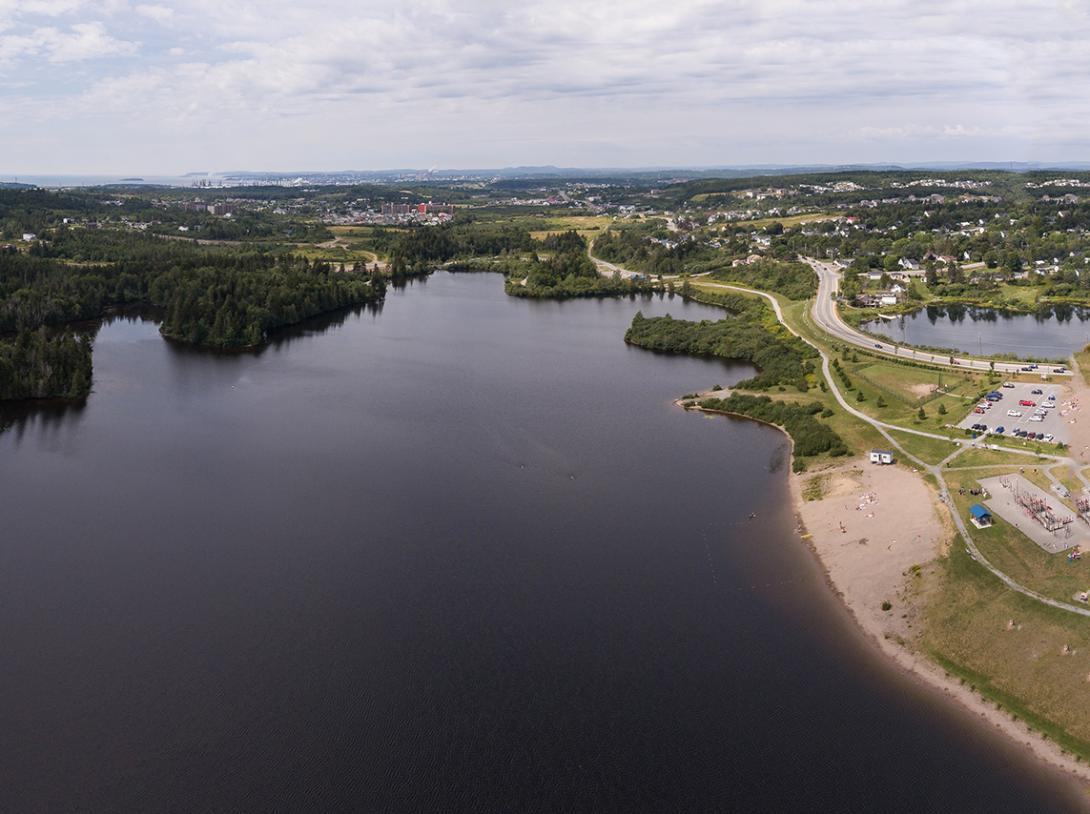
<box><xmin>898</xmin><ymin>257</ymin><xmax>920</xmax><ymax>271</ymax></box>
<box><xmin>969</xmin><ymin>504</ymin><xmax>993</xmax><ymax>529</ymax></box>
<box><xmin>21</xmin><ymin>232</ymin><xmax>36</xmax><ymax>242</ymax></box>
<box><xmin>879</xmin><ymin>295</ymin><xmax>898</xmax><ymax>306</ymax></box>
<box><xmin>869</xmin><ymin>450</ymin><xmax>894</xmax><ymax>465</ymax></box>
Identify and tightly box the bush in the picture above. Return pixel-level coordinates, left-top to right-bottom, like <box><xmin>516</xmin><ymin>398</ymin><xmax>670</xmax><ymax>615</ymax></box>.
<box><xmin>698</xmin><ymin>393</ymin><xmax>849</xmax><ymax>459</ymax></box>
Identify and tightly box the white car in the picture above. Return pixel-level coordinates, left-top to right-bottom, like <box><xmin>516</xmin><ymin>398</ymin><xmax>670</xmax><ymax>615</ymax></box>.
<box><xmin>1007</xmin><ymin>410</ymin><xmax>1022</xmax><ymax>417</ymax></box>
<box><xmin>1041</xmin><ymin>401</ymin><xmax>1055</xmax><ymax>409</ymax></box>
<box><xmin>1029</xmin><ymin>415</ymin><xmax>1044</xmax><ymax>422</ymax></box>
<box><xmin>1043</xmin><ymin>434</ymin><xmax>1055</xmax><ymax>442</ymax></box>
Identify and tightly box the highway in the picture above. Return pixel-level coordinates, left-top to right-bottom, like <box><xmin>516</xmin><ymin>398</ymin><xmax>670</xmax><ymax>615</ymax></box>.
<box><xmin>802</xmin><ymin>257</ymin><xmax>1073</xmax><ymax>377</ymax></box>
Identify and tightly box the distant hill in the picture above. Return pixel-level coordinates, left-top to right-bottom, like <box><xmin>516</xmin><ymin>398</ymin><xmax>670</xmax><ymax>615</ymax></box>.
<box><xmin>0</xmin><ymin>181</ymin><xmax>36</xmax><ymax>189</ymax></box>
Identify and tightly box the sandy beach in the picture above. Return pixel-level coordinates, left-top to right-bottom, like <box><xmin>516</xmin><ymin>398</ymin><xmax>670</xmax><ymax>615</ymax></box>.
<box><xmin>791</xmin><ymin>457</ymin><xmax>1090</xmax><ymax>802</ymax></box>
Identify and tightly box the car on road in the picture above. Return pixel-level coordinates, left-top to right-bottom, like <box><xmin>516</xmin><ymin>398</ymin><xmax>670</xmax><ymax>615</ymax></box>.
<box><xmin>1055</xmin><ymin>367</ymin><xmax>1067</xmax><ymax>373</ymax></box>
<box><xmin>1007</xmin><ymin>409</ymin><xmax>1022</xmax><ymax>417</ymax></box>
<box><xmin>873</xmin><ymin>343</ymin><xmax>882</xmax><ymax>348</ymax></box>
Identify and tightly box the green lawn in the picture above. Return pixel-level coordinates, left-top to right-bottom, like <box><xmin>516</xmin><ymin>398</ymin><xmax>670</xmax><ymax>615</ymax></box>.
<box><xmin>886</xmin><ymin>429</ymin><xmax>961</xmax><ymax>465</ymax></box>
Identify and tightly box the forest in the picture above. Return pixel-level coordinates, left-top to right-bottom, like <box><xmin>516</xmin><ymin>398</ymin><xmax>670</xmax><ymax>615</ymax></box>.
<box><xmin>705</xmin><ymin>258</ymin><xmax>817</xmax><ymax>300</ymax></box>
<box><xmin>623</xmin><ymin>293</ymin><xmax>816</xmax><ymax>390</ymax></box>
<box><xmin>0</xmin><ymin>211</ymin><xmax>381</xmax><ymax>399</ymax></box>
<box><xmin>508</xmin><ymin>230</ymin><xmax>653</xmax><ymax>298</ymax></box>
<box><xmin>0</xmin><ymin>328</ymin><xmax>92</xmax><ymax>401</ymax></box>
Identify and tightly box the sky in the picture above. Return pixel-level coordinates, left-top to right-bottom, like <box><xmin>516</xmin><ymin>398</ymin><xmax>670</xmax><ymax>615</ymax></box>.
<box><xmin>2</xmin><ymin>0</ymin><xmax>1089</xmax><ymax>174</ymax></box>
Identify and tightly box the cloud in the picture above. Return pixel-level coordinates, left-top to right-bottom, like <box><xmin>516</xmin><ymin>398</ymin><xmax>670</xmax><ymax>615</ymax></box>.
<box><xmin>0</xmin><ymin>21</ymin><xmax>133</xmax><ymax>65</ymax></box>
<box><xmin>134</xmin><ymin>4</ymin><xmax>174</xmax><ymax>23</ymax></box>
<box><xmin>3</xmin><ymin>0</ymin><xmax>1090</xmax><ymax>171</ymax></box>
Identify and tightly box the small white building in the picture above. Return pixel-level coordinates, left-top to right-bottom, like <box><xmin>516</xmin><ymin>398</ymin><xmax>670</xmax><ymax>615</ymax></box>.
<box><xmin>21</xmin><ymin>232</ymin><xmax>36</xmax><ymax>242</ymax></box>
<box><xmin>869</xmin><ymin>450</ymin><xmax>894</xmax><ymax>465</ymax></box>
<box><xmin>879</xmin><ymin>295</ymin><xmax>898</xmax><ymax>306</ymax></box>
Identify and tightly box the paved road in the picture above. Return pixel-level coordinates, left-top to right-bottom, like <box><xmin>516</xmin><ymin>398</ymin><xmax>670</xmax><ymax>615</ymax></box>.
<box><xmin>802</xmin><ymin>257</ymin><xmax>1072</xmax><ymax>377</ymax></box>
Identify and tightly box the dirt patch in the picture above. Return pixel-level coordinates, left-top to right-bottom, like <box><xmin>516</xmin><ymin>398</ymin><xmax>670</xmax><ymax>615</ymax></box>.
<box><xmin>909</xmin><ymin>382</ymin><xmax>937</xmax><ymax>399</ymax></box>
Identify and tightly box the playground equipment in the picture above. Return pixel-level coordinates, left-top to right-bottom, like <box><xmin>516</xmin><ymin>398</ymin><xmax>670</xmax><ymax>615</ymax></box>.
<box><xmin>1003</xmin><ymin>476</ymin><xmax>1075</xmax><ymax>536</ymax></box>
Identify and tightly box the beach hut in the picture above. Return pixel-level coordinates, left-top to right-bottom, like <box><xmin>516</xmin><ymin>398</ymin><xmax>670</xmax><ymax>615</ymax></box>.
<box><xmin>869</xmin><ymin>450</ymin><xmax>894</xmax><ymax>465</ymax></box>
<box><xmin>969</xmin><ymin>504</ymin><xmax>993</xmax><ymax>529</ymax></box>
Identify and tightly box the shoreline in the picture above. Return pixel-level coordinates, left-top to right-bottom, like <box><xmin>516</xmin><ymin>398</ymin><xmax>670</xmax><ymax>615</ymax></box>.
<box><xmin>681</xmin><ymin>391</ymin><xmax>1090</xmax><ymax>798</ymax></box>
<box><xmin>784</xmin><ymin>458</ymin><xmax>1090</xmax><ymax>799</ymax></box>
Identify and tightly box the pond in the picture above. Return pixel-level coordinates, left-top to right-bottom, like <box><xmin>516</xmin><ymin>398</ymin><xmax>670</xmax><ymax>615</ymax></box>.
<box><xmin>862</xmin><ymin>304</ymin><xmax>1090</xmax><ymax>360</ymax></box>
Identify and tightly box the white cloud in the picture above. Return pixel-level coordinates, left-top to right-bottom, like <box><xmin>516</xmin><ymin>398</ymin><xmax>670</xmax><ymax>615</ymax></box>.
<box><xmin>134</xmin><ymin>4</ymin><xmax>173</xmax><ymax>23</ymax></box>
<box><xmin>3</xmin><ymin>0</ymin><xmax>1090</xmax><ymax>171</ymax></box>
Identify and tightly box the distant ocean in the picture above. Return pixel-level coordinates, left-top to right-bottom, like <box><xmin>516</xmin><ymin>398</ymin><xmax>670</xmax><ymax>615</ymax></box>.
<box><xmin>2</xmin><ymin>175</ymin><xmax>212</xmax><ymax>188</ymax></box>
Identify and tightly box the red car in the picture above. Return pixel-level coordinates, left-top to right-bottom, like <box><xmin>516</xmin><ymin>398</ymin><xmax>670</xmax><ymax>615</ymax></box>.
<box><xmin>1019</xmin><ymin>399</ymin><xmax>1036</xmax><ymax>407</ymax></box>
<box><xmin>974</xmin><ymin>407</ymin><xmax>985</xmax><ymax>414</ymax></box>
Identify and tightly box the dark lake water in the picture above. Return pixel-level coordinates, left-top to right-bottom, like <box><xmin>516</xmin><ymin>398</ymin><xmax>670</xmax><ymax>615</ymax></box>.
<box><xmin>0</xmin><ymin>272</ymin><xmax>1082</xmax><ymax>812</ymax></box>
<box><xmin>863</xmin><ymin>304</ymin><xmax>1090</xmax><ymax>360</ymax></box>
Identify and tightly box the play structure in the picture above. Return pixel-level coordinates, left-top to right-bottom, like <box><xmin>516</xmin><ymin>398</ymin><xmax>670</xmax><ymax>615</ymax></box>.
<box><xmin>1000</xmin><ymin>476</ymin><xmax>1074</xmax><ymax>538</ymax></box>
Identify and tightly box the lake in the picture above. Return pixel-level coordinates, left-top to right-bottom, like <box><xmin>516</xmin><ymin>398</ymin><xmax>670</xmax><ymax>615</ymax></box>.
<box><xmin>863</xmin><ymin>303</ymin><xmax>1090</xmax><ymax>360</ymax></box>
<box><xmin>0</xmin><ymin>272</ymin><xmax>1080</xmax><ymax>811</ymax></box>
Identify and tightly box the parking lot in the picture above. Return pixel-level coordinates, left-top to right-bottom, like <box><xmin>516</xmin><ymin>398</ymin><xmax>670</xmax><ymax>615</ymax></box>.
<box><xmin>955</xmin><ymin>381</ymin><xmax>1070</xmax><ymax>445</ymax></box>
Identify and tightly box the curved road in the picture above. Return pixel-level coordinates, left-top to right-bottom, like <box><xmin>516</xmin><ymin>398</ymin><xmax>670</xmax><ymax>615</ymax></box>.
<box><xmin>803</xmin><ymin>257</ymin><xmax>1072</xmax><ymax>377</ymax></box>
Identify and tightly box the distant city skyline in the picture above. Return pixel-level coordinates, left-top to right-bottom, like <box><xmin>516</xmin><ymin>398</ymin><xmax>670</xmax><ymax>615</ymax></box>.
<box><xmin>3</xmin><ymin>0</ymin><xmax>1089</xmax><ymax>174</ymax></box>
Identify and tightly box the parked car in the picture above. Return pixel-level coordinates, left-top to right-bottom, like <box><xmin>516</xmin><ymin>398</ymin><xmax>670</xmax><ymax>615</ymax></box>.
<box><xmin>974</xmin><ymin>407</ymin><xmax>985</xmax><ymax>414</ymax></box>
<box><xmin>1044</xmin><ymin>434</ymin><xmax>1055</xmax><ymax>442</ymax></box>
<box><xmin>1019</xmin><ymin>399</ymin><xmax>1035</xmax><ymax>407</ymax></box>
<box><xmin>1007</xmin><ymin>410</ymin><xmax>1022</xmax><ymax>417</ymax></box>
<box><xmin>1041</xmin><ymin>401</ymin><xmax>1055</xmax><ymax>409</ymax></box>
<box><xmin>1030</xmin><ymin>415</ymin><xmax>1044</xmax><ymax>422</ymax></box>
<box><xmin>1002</xmin><ymin>382</ymin><xmax>1015</xmax><ymax>388</ymax></box>
<box><xmin>1031</xmin><ymin>388</ymin><xmax>1043</xmax><ymax>394</ymax></box>
<box><xmin>995</xmin><ymin>426</ymin><xmax>1006</xmax><ymax>434</ymax></box>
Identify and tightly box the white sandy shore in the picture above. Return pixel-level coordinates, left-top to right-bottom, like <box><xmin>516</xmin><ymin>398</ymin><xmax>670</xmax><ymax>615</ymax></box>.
<box><xmin>790</xmin><ymin>457</ymin><xmax>1090</xmax><ymax>802</ymax></box>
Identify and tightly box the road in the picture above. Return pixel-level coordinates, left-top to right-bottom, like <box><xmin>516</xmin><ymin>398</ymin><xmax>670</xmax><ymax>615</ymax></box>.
<box><xmin>803</xmin><ymin>257</ymin><xmax>1072</xmax><ymax>377</ymax></box>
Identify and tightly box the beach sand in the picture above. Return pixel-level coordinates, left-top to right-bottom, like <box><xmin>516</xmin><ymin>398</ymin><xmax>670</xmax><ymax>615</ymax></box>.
<box><xmin>791</xmin><ymin>457</ymin><xmax>1090</xmax><ymax>802</ymax></box>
